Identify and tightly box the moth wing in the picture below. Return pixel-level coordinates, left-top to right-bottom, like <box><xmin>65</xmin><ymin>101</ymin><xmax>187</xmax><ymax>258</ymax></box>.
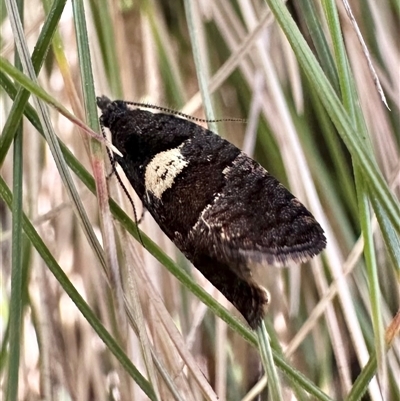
<box><xmin>191</xmin><ymin>154</ymin><xmax>326</xmax><ymax>271</ymax></box>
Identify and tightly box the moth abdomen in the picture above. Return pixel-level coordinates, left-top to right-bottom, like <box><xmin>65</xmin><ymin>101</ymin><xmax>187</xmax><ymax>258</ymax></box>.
<box><xmin>190</xmin><ymin>254</ymin><xmax>269</xmax><ymax>328</ymax></box>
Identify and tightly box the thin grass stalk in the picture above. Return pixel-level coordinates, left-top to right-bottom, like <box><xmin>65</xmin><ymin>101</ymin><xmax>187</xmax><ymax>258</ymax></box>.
<box><xmin>0</xmin><ymin>320</ymin><xmax>10</xmax><ymax>374</ymax></box>
<box><xmin>72</xmin><ymin>1</ymin><xmax>148</xmax><ymax>397</ymax></box>
<box><xmin>370</xmin><ymin>196</ymin><xmax>400</xmax><ymax>271</ymax></box>
<box><xmin>264</xmin><ymin>0</ymin><xmax>400</xmax><ymax>232</ymax></box>
<box><xmin>3</xmin><ymin>1</ymin><xmax>109</xmax><ymax>290</ymax></box>
<box><xmin>297</xmin><ymin>0</ymin><xmax>340</xmax><ymax>92</ymax></box>
<box><xmin>240</xmin><ymin>2</ymin><xmax>353</xmax><ymax>395</ymax></box>
<box><xmin>307</xmin><ymin>86</ymin><xmax>358</xmax><ymax>230</ymax></box>
<box><xmin>5</xmin><ymin>1</ymin><xmax>24</xmax><ymax>399</ymax></box>
<box><xmin>341</xmin><ymin>0</ymin><xmax>388</xmax><ymax>108</ymax></box>
<box><xmin>355</xmin><ymin>169</ymin><xmax>385</xmax><ymax>382</ymax></box>
<box><xmin>91</xmin><ymin>0</ymin><xmax>123</xmax><ymax>97</ymax></box>
<box><xmin>0</xmin><ymin>56</ymin><xmax>114</xmax><ymax>150</ymax></box>
<box><xmin>296</xmin><ymin>1</ymin><xmax>358</xmax><ymax>221</ymax></box>
<box><xmin>72</xmin><ymin>0</ymin><xmax>134</xmax><ymax>384</ymax></box>
<box><xmin>345</xmin><ymin>352</ymin><xmax>378</xmax><ymax>401</ymax></box>
<box><xmin>352</xmin><ymin>51</ymin><xmax>390</xmax><ymax>395</ymax></box>
<box><xmin>182</xmin><ymin>9</ymin><xmax>272</xmax><ymax>116</ymax></box>
<box><xmin>145</xmin><ymin>7</ymin><xmax>186</xmax><ymax>106</ymax></box>
<box><xmin>214</xmin><ymin>316</ymin><xmax>227</xmax><ymax>399</ymax></box>
<box><xmin>0</xmin><ymin>176</ymin><xmax>158</xmax><ymax>401</ymax></box>
<box><xmin>72</xmin><ymin>0</ymin><xmax>98</xmax><ymax>124</ymax></box>
<box><xmin>183</xmin><ymin>0</ymin><xmax>216</xmax><ymax>128</ymax></box>
<box><xmin>6</xmin><ymin>84</ymin><xmax>23</xmax><ymax>401</ymax></box>
<box><xmin>0</xmin><ymin>0</ymin><xmax>67</xmax><ymax>166</ymax></box>
<box><xmin>322</xmin><ymin>1</ymin><xmax>386</xmax><ymax>396</ymax></box>
<box><xmin>122</xmin><ymin>231</ymin><xmax>162</xmax><ymax>398</ymax></box>
<box><xmin>134</xmin><ymin>256</ymin><xmax>219</xmax><ymax>401</ymax></box>
<box><xmin>256</xmin><ymin>323</ymin><xmax>284</xmax><ymax>401</ymax></box>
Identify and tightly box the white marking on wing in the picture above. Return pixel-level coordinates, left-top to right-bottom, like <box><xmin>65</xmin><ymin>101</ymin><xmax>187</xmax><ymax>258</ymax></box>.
<box><xmin>145</xmin><ymin>143</ymin><xmax>188</xmax><ymax>199</ymax></box>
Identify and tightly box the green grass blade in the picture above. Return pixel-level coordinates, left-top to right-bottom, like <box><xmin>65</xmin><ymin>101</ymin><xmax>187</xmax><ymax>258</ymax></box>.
<box><xmin>5</xmin><ymin>1</ymin><xmax>24</xmax><ymax>399</ymax></box>
<box><xmin>3</xmin><ymin>0</ymin><xmax>108</xmax><ymax>295</ymax></box>
<box><xmin>72</xmin><ymin>0</ymin><xmax>99</xmax><ymax>127</ymax></box>
<box><xmin>0</xmin><ymin>56</ymin><xmax>107</xmax><ymax>145</ymax></box>
<box><xmin>0</xmin><ymin>176</ymin><xmax>158</xmax><ymax>401</ymax></box>
<box><xmin>6</xmin><ymin>132</ymin><xmax>23</xmax><ymax>401</ymax></box>
<box><xmin>371</xmin><ymin>197</ymin><xmax>400</xmax><ymax>272</ymax></box>
<box><xmin>0</xmin><ymin>0</ymin><xmax>67</xmax><ymax>167</ymax></box>
<box><xmin>297</xmin><ymin>0</ymin><xmax>339</xmax><ymax>92</ymax></box>
<box><xmin>146</xmin><ymin>8</ymin><xmax>186</xmax><ymax>106</ymax></box>
<box><xmin>88</xmin><ymin>0</ymin><xmax>123</xmax><ymax>97</ymax></box>
<box><xmin>183</xmin><ymin>0</ymin><xmax>216</xmax><ymax>128</ymax></box>
<box><xmin>264</xmin><ymin>0</ymin><xmax>400</xmax><ymax>233</ymax></box>
<box><xmin>6</xmin><ymin>92</ymin><xmax>23</xmax><ymax>401</ymax></box>
<box><xmin>345</xmin><ymin>352</ymin><xmax>377</xmax><ymax>401</ymax></box>
<box><xmin>73</xmin><ymin>1</ymin><xmax>162</xmax><ymax>395</ymax></box>
<box><xmin>323</xmin><ymin>0</ymin><xmax>386</xmax><ymax>387</ymax></box>
<box><xmin>257</xmin><ymin>323</ymin><xmax>284</xmax><ymax>401</ymax></box>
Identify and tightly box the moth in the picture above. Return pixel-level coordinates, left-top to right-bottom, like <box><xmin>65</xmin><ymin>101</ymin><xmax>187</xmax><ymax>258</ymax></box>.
<box><xmin>97</xmin><ymin>96</ymin><xmax>326</xmax><ymax>329</ymax></box>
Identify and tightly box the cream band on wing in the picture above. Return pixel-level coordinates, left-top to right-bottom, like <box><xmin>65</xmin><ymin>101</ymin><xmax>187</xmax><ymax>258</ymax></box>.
<box><xmin>144</xmin><ymin>143</ymin><xmax>188</xmax><ymax>199</ymax></box>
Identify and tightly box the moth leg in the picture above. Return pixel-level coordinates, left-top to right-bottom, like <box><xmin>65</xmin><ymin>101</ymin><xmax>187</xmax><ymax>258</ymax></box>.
<box><xmin>137</xmin><ymin>206</ymin><xmax>147</xmax><ymax>225</ymax></box>
<box><xmin>105</xmin><ymin>168</ymin><xmax>115</xmax><ymax>180</ymax></box>
<box><xmin>106</xmin><ymin>152</ymin><xmax>119</xmax><ymax>179</ymax></box>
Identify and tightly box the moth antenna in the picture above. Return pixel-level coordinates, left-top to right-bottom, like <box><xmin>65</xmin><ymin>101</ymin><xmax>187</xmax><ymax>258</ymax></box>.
<box><xmin>126</xmin><ymin>101</ymin><xmax>246</xmax><ymax>124</ymax></box>
<box><xmin>100</xmin><ymin>118</ymin><xmax>145</xmax><ymax>247</ymax></box>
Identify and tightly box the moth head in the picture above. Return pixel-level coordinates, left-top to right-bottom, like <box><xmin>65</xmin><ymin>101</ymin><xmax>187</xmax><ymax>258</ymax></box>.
<box><xmin>97</xmin><ymin>97</ymin><xmax>128</xmax><ymax>129</ymax></box>
<box><xmin>97</xmin><ymin>97</ymin><xmax>146</xmax><ymax>157</ymax></box>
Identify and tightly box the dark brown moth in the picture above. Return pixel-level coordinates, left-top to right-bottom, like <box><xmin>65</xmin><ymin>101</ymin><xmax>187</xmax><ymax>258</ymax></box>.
<box><xmin>97</xmin><ymin>96</ymin><xmax>326</xmax><ymax>328</ymax></box>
